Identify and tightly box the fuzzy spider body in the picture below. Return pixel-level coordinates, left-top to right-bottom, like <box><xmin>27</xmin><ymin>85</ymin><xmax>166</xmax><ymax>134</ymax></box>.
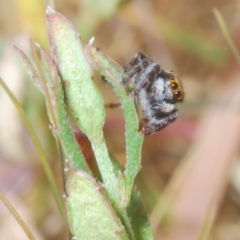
<box><xmin>123</xmin><ymin>53</ymin><xmax>184</xmax><ymax>135</ymax></box>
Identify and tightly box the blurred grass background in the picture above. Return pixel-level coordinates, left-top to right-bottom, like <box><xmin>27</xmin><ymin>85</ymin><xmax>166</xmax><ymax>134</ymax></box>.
<box><xmin>0</xmin><ymin>0</ymin><xmax>240</xmax><ymax>239</ymax></box>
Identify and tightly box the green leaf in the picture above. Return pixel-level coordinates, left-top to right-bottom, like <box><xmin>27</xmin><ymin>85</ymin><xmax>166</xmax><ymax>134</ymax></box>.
<box><xmin>85</xmin><ymin>46</ymin><xmax>144</xmax><ymax>206</ymax></box>
<box><xmin>46</xmin><ymin>7</ymin><xmax>121</xmax><ymax>211</ymax></box>
<box><xmin>13</xmin><ymin>46</ymin><xmax>42</xmax><ymax>92</ymax></box>
<box><xmin>127</xmin><ymin>188</ymin><xmax>154</xmax><ymax>240</ymax></box>
<box><xmin>66</xmin><ymin>169</ymin><xmax>129</xmax><ymax>240</ymax></box>
<box><xmin>46</xmin><ymin>7</ymin><xmax>105</xmax><ymax>142</ymax></box>
<box><xmin>38</xmin><ymin>45</ymin><xmax>90</xmax><ymax>172</ymax></box>
<box><xmin>109</xmin><ymin>154</ymin><xmax>154</xmax><ymax>240</ymax></box>
<box><xmin>15</xmin><ymin>43</ymin><xmax>90</xmax><ymax>172</ymax></box>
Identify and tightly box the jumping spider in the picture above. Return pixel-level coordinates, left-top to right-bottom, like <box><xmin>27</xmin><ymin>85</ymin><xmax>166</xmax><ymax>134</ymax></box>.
<box><xmin>123</xmin><ymin>52</ymin><xmax>184</xmax><ymax>135</ymax></box>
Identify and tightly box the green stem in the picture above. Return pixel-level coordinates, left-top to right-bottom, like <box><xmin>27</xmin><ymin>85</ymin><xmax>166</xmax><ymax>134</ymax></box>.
<box><xmin>91</xmin><ymin>135</ymin><xmax>136</xmax><ymax>240</ymax></box>
<box><xmin>90</xmin><ymin>134</ymin><xmax>119</xmax><ymax>204</ymax></box>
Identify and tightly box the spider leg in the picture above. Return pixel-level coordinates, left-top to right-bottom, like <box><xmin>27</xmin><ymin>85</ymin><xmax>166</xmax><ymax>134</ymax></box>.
<box><xmin>134</xmin><ymin>64</ymin><xmax>161</xmax><ymax>94</ymax></box>
<box><xmin>104</xmin><ymin>102</ymin><xmax>121</xmax><ymax>108</ymax></box>
<box><xmin>134</xmin><ymin>78</ymin><xmax>149</xmax><ymax>95</ymax></box>
<box><xmin>143</xmin><ymin>121</ymin><xmax>169</xmax><ymax>135</ymax></box>
<box><xmin>123</xmin><ymin>66</ymin><xmax>140</xmax><ymax>80</ymax></box>
<box><xmin>142</xmin><ymin>110</ymin><xmax>178</xmax><ymax>135</ymax></box>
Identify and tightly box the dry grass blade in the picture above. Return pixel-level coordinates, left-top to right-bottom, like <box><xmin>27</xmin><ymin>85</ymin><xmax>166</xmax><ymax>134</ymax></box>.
<box><xmin>0</xmin><ymin>77</ymin><xmax>68</xmax><ymax>228</ymax></box>
<box><xmin>0</xmin><ymin>190</ymin><xmax>36</xmax><ymax>240</ymax></box>
<box><xmin>213</xmin><ymin>8</ymin><xmax>240</xmax><ymax>68</ymax></box>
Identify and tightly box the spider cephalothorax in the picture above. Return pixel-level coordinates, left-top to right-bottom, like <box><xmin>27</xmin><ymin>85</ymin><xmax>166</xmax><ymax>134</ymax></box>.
<box><xmin>123</xmin><ymin>52</ymin><xmax>184</xmax><ymax>135</ymax></box>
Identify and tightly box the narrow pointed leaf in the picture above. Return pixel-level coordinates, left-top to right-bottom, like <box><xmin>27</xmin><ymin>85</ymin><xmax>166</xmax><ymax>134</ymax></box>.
<box><xmin>85</xmin><ymin>46</ymin><xmax>144</xmax><ymax>206</ymax></box>
<box><xmin>38</xmin><ymin>46</ymin><xmax>90</xmax><ymax>172</ymax></box>
<box><xmin>46</xmin><ymin>7</ymin><xmax>105</xmax><ymax>142</ymax></box>
<box><xmin>14</xmin><ymin>46</ymin><xmax>43</xmax><ymax>92</ymax></box>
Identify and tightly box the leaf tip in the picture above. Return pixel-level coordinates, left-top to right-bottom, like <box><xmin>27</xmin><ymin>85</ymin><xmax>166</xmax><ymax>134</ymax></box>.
<box><xmin>88</xmin><ymin>37</ymin><xmax>95</xmax><ymax>46</ymax></box>
<box><xmin>13</xmin><ymin>45</ymin><xmax>21</xmax><ymax>54</ymax></box>
<box><xmin>13</xmin><ymin>45</ymin><xmax>18</xmax><ymax>50</ymax></box>
<box><xmin>46</xmin><ymin>6</ymin><xmax>55</xmax><ymax>15</ymax></box>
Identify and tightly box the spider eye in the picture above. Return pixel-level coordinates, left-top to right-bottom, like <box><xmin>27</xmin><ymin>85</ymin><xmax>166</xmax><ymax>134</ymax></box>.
<box><xmin>175</xmin><ymin>91</ymin><xmax>183</xmax><ymax>100</ymax></box>
<box><xmin>170</xmin><ymin>75</ymin><xmax>174</xmax><ymax>80</ymax></box>
<box><xmin>143</xmin><ymin>61</ymin><xmax>148</xmax><ymax>67</ymax></box>
<box><xmin>171</xmin><ymin>82</ymin><xmax>178</xmax><ymax>90</ymax></box>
